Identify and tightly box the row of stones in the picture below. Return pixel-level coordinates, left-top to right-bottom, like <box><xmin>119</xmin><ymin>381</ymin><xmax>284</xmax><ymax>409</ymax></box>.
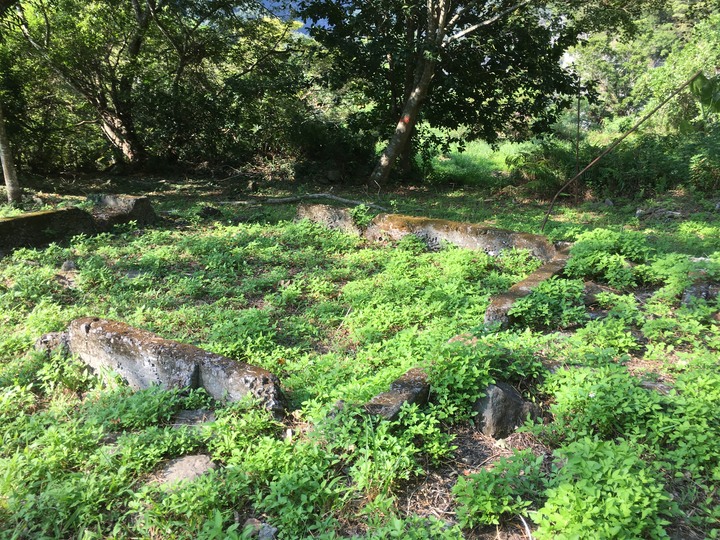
<box><xmin>297</xmin><ymin>203</ymin><xmax>571</xmax><ymax>328</ymax></box>
<box><xmin>0</xmin><ymin>194</ymin><xmax>157</xmax><ymax>251</ymax></box>
<box><xmin>39</xmin><ymin>317</ymin><xmax>537</xmax><ymax>441</ymax></box>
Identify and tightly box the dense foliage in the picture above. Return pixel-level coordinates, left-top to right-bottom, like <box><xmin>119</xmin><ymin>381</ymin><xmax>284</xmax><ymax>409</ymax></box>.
<box><xmin>0</xmin><ymin>185</ymin><xmax>719</xmax><ymax>537</ymax></box>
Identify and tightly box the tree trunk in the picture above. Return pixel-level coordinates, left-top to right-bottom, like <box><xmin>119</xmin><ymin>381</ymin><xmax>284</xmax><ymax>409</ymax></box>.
<box><xmin>369</xmin><ymin>58</ymin><xmax>435</xmax><ymax>186</ymax></box>
<box><xmin>98</xmin><ymin>109</ymin><xmax>145</xmax><ymax>165</ymax></box>
<box><xmin>0</xmin><ymin>102</ymin><xmax>21</xmax><ymax>204</ymax></box>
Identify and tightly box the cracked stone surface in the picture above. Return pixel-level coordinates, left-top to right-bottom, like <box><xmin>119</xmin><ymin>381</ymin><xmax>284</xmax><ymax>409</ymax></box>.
<box><xmin>67</xmin><ymin>317</ymin><xmax>285</xmax><ymax>415</ymax></box>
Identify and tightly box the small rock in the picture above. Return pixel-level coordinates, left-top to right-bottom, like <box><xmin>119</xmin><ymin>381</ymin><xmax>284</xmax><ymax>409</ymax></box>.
<box><xmin>198</xmin><ymin>206</ymin><xmax>222</xmax><ymax>219</ymax></box>
<box><xmin>34</xmin><ymin>331</ymin><xmax>69</xmax><ymax>356</ymax></box>
<box><xmin>473</xmin><ymin>382</ymin><xmax>540</xmax><ymax>439</ymax></box>
<box><xmin>583</xmin><ymin>281</ymin><xmax>616</xmax><ymax>306</ymax></box>
<box><xmin>243</xmin><ymin>518</ymin><xmax>278</xmax><ymax>540</ymax></box>
<box><xmin>61</xmin><ymin>260</ymin><xmax>77</xmax><ymax>271</ymax></box>
<box><xmin>604</xmin><ymin>199</ymin><xmax>614</xmax><ymax>207</ymax></box>
<box><xmin>154</xmin><ymin>454</ymin><xmax>216</xmax><ymax>488</ymax></box>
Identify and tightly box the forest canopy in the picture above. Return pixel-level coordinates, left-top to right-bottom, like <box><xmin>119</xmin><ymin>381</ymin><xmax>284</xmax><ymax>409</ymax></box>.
<box><xmin>0</xmin><ymin>0</ymin><xmax>717</xmax><ymax>190</ymax></box>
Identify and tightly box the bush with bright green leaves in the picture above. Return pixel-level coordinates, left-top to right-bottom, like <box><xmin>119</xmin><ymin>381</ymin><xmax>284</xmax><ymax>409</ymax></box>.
<box><xmin>536</xmin><ymin>366</ymin><xmax>663</xmax><ymax>444</ymax></box>
<box><xmin>564</xmin><ymin>229</ymin><xmax>652</xmax><ymax>288</ymax></box>
<box><xmin>508</xmin><ymin>277</ymin><xmax>587</xmax><ymax>330</ymax></box>
<box><xmin>426</xmin><ymin>342</ymin><xmax>494</xmax><ymax>421</ymax></box>
<box><xmin>453</xmin><ymin>449</ymin><xmax>546</xmax><ymax>526</ymax></box>
<box><xmin>533</xmin><ymin>438</ymin><xmax>675</xmax><ymax>540</ymax></box>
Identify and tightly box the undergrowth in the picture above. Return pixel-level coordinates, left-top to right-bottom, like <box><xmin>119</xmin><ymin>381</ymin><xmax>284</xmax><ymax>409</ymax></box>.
<box><xmin>0</xmin><ymin>188</ymin><xmax>719</xmax><ymax>538</ymax></box>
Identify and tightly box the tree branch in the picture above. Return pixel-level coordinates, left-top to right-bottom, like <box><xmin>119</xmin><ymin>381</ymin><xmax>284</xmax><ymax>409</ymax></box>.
<box><xmin>446</xmin><ymin>0</ymin><xmax>533</xmax><ymax>43</ymax></box>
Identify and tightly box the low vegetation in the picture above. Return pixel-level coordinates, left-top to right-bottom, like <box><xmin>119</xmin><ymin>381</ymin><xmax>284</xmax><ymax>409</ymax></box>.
<box><xmin>0</xmin><ymin>178</ymin><xmax>719</xmax><ymax>538</ymax></box>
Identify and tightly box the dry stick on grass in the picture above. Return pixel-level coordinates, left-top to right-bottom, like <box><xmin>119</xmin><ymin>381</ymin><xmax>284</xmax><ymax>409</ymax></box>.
<box><xmin>218</xmin><ymin>193</ymin><xmax>389</xmax><ymax>211</ymax></box>
<box><xmin>539</xmin><ymin>69</ymin><xmax>704</xmax><ymax>233</ymax></box>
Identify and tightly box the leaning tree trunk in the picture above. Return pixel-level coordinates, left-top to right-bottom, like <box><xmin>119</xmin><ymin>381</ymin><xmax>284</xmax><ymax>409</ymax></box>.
<box><xmin>0</xmin><ymin>102</ymin><xmax>21</xmax><ymax>204</ymax></box>
<box><xmin>98</xmin><ymin>109</ymin><xmax>145</xmax><ymax>165</ymax></box>
<box><xmin>369</xmin><ymin>58</ymin><xmax>435</xmax><ymax>186</ymax></box>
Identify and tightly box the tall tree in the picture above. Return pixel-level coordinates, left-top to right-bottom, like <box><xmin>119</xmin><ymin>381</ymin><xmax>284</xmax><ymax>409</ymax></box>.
<box><xmin>6</xmin><ymin>0</ymin><xmax>301</xmax><ymax>168</ymax></box>
<box><xmin>301</xmin><ymin>0</ymin><xmax>645</xmax><ymax>184</ymax></box>
<box><xmin>0</xmin><ymin>0</ymin><xmax>20</xmax><ymax>203</ymax></box>
<box><xmin>0</xmin><ymin>100</ymin><xmax>20</xmax><ymax>203</ymax></box>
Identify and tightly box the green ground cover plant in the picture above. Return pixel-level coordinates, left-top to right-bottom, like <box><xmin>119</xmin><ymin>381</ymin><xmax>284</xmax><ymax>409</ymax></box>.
<box><xmin>0</xmin><ymin>181</ymin><xmax>719</xmax><ymax>538</ymax></box>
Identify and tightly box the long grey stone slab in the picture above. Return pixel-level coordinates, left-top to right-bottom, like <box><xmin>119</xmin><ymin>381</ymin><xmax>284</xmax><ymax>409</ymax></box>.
<box><xmin>0</xmin><ymin>208</ymin><xmax>96</xmax><ymax>251</ymax></box>
<box><xmin>484</xmin><ymin>246</ymin><xmax>571</xmax><ymax>329</ymax></box>
<box><xmin>364</xmin><ymin>214</ymin><xmax>557</xmax><ymax>262</ymax></box>
<box><xmin>67</xmin><ymin>318</ymin><xmax>285</xmax><ymax>415</ymax></box>
<box><xmin>364</xmin><ymin>367</ymin><xmax>429</xmax><ymax>421</ymax></box>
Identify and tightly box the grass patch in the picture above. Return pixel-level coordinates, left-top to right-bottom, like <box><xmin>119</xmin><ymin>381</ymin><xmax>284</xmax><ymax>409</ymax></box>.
<box><xmin>1</xmin><ymin>180</ymin><xmax>719</xmax><ymax>538</ymax></box>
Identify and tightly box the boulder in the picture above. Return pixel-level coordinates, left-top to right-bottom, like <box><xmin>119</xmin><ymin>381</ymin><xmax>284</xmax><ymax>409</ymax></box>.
<box><xmin>67</xmin><ymin>318</ymin><xmax>285</xmax><ymax>415</ymax></box>
<box><xmin>364</xmin><ymin>214</ymin><xmax>557</xmax><ymax>262</ymax></box>
<box><xmin>91</xmin><ymin>194</ymin><xmax>158</xmax><ymax>231</ymax></box>
<box><xmin>365</xmin><ymin>367</ymin><xmax>429</xmax><ymax>421</ymax></box>
<box><xmin>296</xmin><ymin>203</ymin><xmax>362</xmax><ymax>236</ymax></box>
<box><xmin>473</xmin><ymin>382</ymin><xmax>540</xmax><ymax>439</ymax></box>
<box><xmin>0</xmin><ymin>208</ymin><xmax>96</xmax><ymax>251</ymax></box>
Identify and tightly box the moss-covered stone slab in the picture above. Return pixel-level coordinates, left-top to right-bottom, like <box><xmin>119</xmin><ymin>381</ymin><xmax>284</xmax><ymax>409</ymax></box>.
<box><xmin>91</xmin><ymin>194</ymin><xmax>158</xmax><ymax>231</ymax></box>
<box><xmin>296</xmin><ymin>203</ymin><xmax>362</xmax><ymax>236</ymax></box>
<box><xmin>0</xmin><ymin>207</ymin><xmax>96</xmax><ymax>251</ymax></box>
<box><xmin>364</xmin><ymin>213</ymin><xmax>556</xmax><ymax>261</ymax></box>
<box><xmin>484</xmin><ymin>246</ymin><xmax>571</xmax><ymax>329</ymax></box>
<box><xmin>67</xmin><ymin>317</ymin><xmax>285</xmax><ymax>415</ymax></box>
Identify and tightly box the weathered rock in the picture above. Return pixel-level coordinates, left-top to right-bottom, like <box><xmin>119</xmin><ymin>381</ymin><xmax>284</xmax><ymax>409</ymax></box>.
<box><xmin>296</xmin><ymin>203</ymin><xmax>362</xmax><ymax>236</ymax></box>
<box><xmin>171</xmin><ymin>409</ymin><xmax>216</xmax><ymax>428</ymax></box>
<box><xmin>473</xmin><ymin>382</ymin><xmax>540</xmax><ymax>439</ymax></box>
<box><xmin>0</xmin><ymin>208</ymin><xmax>96</xmax><ymax>251</ymax></box>
<box><xmin>484</xmin><ymin>246</ymin><xmax>571</xmax><ymax>329</ymax></box>
<box><xmin>681</xmin><ymin>281</ymin><xmax>720</xmax><ymax>306</ymax></box>
<box><xmin>154</xmin><ymin>454</ymin><xmax>216</xmax><ymax>487</ymax></box>
<box><xmin>67</xmin><ymin>318</ymin><xmax>285</xmax><ymax>415</ymax></box>
<box><xmin>61</xmin><ymin>260</ymin><xmax>77</xmax><ymax>271</ymax></box>
<box><xmin>583</xmin><ymin>281</ymin><xmax>617</xmax><ymax>306</ymax></box>
<box><xmin>364</xmin><ymin>214</ymin><xmax>557</xmax><ymax>262</ymax></box>
<box><xmin>365</xmin><ymin>367</ymin><xmax>429</xmax><ymax>421</ymax></box>
<box><xmin>34</xmin><ymin>331</ymin><xmax>69</xmax><ymax>356</ymax></box>
<box><xmin>243</xmin><ymin>518</ymin><xmax>278</xmax><ymax>540</ymax></box>
<box><xmin>91</xmin><ymin>194</ymin><xmax>158</xmax><ymax>231</ymax></box>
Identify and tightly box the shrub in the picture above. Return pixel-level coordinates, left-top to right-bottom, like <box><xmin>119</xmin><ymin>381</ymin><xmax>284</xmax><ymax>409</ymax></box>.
<box><xmin>564</xmin><ymin>229</ymin><xmax>651</xmax><ymax>288</ymax></box>
<box><xmin>538</xmin><ymin>366</ymin><xmax>663</xmax><ymax>443</ymax></box>
<box><xmin>508</xmin><ymin>277</ymin><xmax>587</xmax><ymax>330</ymax></box>
<box><xmin>427</xmin><ymin>342</ymin><xmax>494</xmax><ymax>421</ymax></box>
<box><xmin>454</xmin><ymin>450</ymin><xmax>546</xmax><ymax>526</ymax></box>
<box><xmin>534</xmin><ymin>438</ymin><xmax>673</xmax><ymax>539</ymax></box>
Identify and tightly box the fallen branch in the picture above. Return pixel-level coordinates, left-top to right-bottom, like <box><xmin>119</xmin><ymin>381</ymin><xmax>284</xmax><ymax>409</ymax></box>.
<box><xmin>540</xmin><ymin>69</ymin><xmax>703</xmax><ymax>233</ymax></box>
<box><xmin>218</xmin><ymin>193</ymin><xmax>388</xmax><ymax>211</ymax></box>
